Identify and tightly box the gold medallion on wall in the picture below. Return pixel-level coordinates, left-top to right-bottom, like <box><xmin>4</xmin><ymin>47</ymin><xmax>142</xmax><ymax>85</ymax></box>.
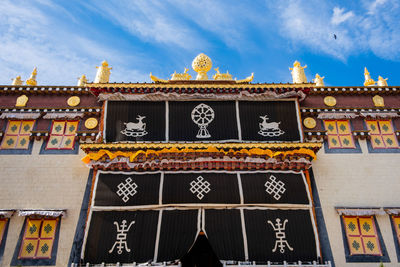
<box><xmin>67</xmin><ymin>96</ymin><xmax>80</xmax><ymax>107</ymax></box>
<box><xmin>16</xmin><ymin>95</ymin><xmax>29</xmax><ymax>107</ymax></box>
<box><xmin>324</xmin><ymin>96</ymin><xmax>336</xmax><ymax>107</ymax></box>
<box><xmin>372</xmin><ymin>95</ymin><xmax>384</xmax><ymax>107</ymax></box>
<box><xmin>85</xmin><ymin>118</ymin><xmax>98</xmax><ymax>129</ymax></box>
<box><xmin>303</xmin><ymin>117</ymin><xmax>316</xmax><ymax>129</ymax></box>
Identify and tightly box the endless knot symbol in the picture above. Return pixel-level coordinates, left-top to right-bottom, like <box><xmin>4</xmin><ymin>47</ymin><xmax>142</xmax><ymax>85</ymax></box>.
<box><xmin>268</xmin><ymin>218</ymin><xmax>293</xmax><ymax>253</ymax></box>
<box><xmin>265</xmin><ymin>175</ymin><xmax>286</xmax><ymax>200</ymax></box>
<box><xmin>190</xmin><ymin>176</ymin><xmax>211</xmax><ymax>200</ymax></box>
<box><xmin>116</xmin><ymin>177</ymin><xmax>138</xmax><ymax>202</ymax></box>
<box><xmin>109</xmin><ymin>220</ymin><xmax>135</xmax><ymax>254</ymax></box>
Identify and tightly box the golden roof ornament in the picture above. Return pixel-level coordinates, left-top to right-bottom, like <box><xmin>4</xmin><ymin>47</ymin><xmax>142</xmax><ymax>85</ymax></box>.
<box><xmin>313</xmin><ymin>74</ymin><xmax>325</xmax><ymax>86</ymax></box>
<box><xmin>213</xmin><ymin>67</ymin><xmax>233</xmax><ymax>81</ymax></box>
<box><xmin>12</xmin><ymin>76</ymin><xmax>23</xmax><ymax>86</ymax></box>
<box><xmin>150</xmin><ymin>73</ymin><xmax>168</xmax><ymax>83</ymax></box>
<box><xmin>171</xmin><ymin>68</ymin><xmax>191</xmax><ymax>81</ymax></box>
<box><xmin>236</xmin><ymin>73</ymin><xmax>254</xmax><ymax>83</ymax></box>
<box><xmin>377</xmin><ymin>76</ymin><xmax>388</xmax><ymax>86</ymax></box>
<box><xmin>289</xmin><ymin>61</ymin><xmax>307</xmax><ymax>83</ymax></box>
<box><xmin>94</xmin><ymin>60</ymin><xmax>112</xmax><ymax>83</ymax></box>
<box><xmin>77</xmin><ymin>74</ymin><xmax>88</xmax><ymax>86</ymax></box>
<box><xmin>364</xmin><ymin>67</ymin><xmax>376</xmax><ymax>86</ymax></box>
<box><xmin>26</xmin><ymin>67</ymin><xmax>37</xmax><ymax>86</ymax></box>
<box><xmin>192</xmin><ymin>53</ymin><xmax>212</xmax><ymax>80</ymax></box>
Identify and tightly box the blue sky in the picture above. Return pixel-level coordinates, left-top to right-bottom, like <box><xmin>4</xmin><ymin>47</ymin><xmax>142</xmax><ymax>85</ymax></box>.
<box><xmin>1</xmin><ymin>0</ymin><xmax>400</xmax><ymax>86</ymax></box>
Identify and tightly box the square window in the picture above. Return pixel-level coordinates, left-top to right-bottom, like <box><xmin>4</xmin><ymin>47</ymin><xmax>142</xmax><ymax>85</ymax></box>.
<box><xmin>366</xmin><ymin>119</ymin><xmax>399</xmax><ymax>150</ymax></box>
<box><xmin>0</xmin><ymin>120</ymin><xmax>35</xmax><ymax>149</ymax></box>
<box><xmin>18</xmin><ymin>217</ymin><xmax>59</xmax><ymax>260</ymax></box>
<box><xmin>45</xmin><ymin>120</ymin><xmax>78</xmax><ymax>150</ymax></box>
<box><xmin>341</xmin><ymin>215</ymin><xmax>390</xmax><ymax>262</ymax></box>
<box><xmin>0</xmin><ymin>218</ymin><xmax>8</xmax><ymax>247</ymax></box>
<box><xmin>323</xmin><ymin>120</ymin><xmax>359</xmax><ymax>151</ymax></box>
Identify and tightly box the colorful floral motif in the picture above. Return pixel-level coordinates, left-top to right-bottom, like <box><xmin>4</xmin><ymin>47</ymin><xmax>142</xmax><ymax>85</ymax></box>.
<box><xmin>366</xmin><ymin>120</ymin><xmax>399</xmax><ymax>149</ymax></box>
<box><xmin>19</xmin><ymin>218</ymin><xmax>58</xmax><ymax>259</ymax></box>
<box><xmin>343</xmin><ymin>216</ymin><xmax>382</xmax><ymax>256</ymax></box>
<box><xmin>324</xmin><ymin>120</ymin><xmax>356</xmax><ymax>149</ymax></box>
<box><xmin>0</xmin><ymin>120</ymin><xmax>35</xmax><ymax>149</ymax></box>
<box><xmin>46</xmin><ymin>120</ymin><xmax>78</xmax><ymax>150</ymax></box>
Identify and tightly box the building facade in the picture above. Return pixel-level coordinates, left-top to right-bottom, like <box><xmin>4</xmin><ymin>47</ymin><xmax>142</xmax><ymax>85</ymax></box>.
<box><xmin>0</xmin><ymin>54</ymin><xmax>399</xmax><ymax>267</ymax></box>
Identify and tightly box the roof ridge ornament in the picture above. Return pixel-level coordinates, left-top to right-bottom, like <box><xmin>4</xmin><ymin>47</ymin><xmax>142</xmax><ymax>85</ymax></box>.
<box><xmin>11</xmin><ymin>75</ymin><xmax>23</xmax><ymax>85</ymax></box>
<box><xmin>94</xmin><ymin>60</ymin><xmax>112</xmax><ymax>83</ymax></box>
<box><xmin>192</xmin><ymin>53</ymin><xmax>212</xmax><ymax>80</ymax></box>
<box><xmin>289</xmin><ymin>61</ymin><xmax>307</xmax><ymax>83</ymax></box>
<box><xmin>77</xmin><ymin>74</ymin><xmax>88</xmax><ymax>86</ymax></box>
<box><xmin>377</xmin><ymin>76</ymin><xmax>388</xmax><ymax>86</ymax></box>
<box><xmin>313</xmin><ymin>73</ymin><xmax>325</xmax><ymax>86</ymax></box>
<box><xmin>26</xmin><ymin>67</ymin><xmax>37</xmax><ymax>86</ymax></box>
<box><xmin>171</xmin><ymin>68</ymin><xmax>191</xmax><ymax>81</ymax></box>
<box><xmin>364</xmin><ymin>67</ymin><xmax>376</xmax><ymax>86</ymax></box>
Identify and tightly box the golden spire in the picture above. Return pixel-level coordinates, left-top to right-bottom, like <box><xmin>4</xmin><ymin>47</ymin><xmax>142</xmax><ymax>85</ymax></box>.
<box><xmin>12</xmin><ymin>76</ymin><xmax>23</xmax><ymax>86</ymax></box>
<box><xmin>192</xmin><ymin>53</ymin><xmax>212</xmax><ymax>80</ymax></box>
<box><xmin>94</xmin><ymin>60</ymin><xmax>112</xmax><ymax>83</ymax></box>
<box><xmin>289</xmin><ymin>61</ymin><xmax>307</xmax><ymax>83</ymax></box>
<box><xmin>364</xmin><ymin>67</ymin><xmax>376</xmax><ymax>86</ymax></box>
<box><xmin>77</xmin><ymin>74</ymin><xmax>88</xmax><ymax>86</ymax></box>
<box><xmin>26</xmin><ymin>67</ymin><xmax>37</xmax><ymax>86</ymax></box>
<box><xmin>377</xmin><ymin>76</ymin><xmax>388</xmax><ymax>86</ymax></box>
<box><xmin>313</xmin><ymin>73</ymin><xmax>325</xmax><ymax>86</ymax></box>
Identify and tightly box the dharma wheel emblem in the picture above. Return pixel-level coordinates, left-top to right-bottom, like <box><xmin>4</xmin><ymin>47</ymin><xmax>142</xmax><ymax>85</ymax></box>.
<box><xmin>191</xmin><ymin>103</ymin><xmax>215</xmax><ymax>138</ymax></box>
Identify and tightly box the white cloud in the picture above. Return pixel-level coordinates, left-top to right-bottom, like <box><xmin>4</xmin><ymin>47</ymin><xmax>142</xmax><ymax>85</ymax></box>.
<box><xmin>331</xmin><ymin>7</ymin><xmax>354</xmax><ymax>25</ymax></box>
<box><xmin>272</xmin><ymin>0</ymin><xmax>400</xmax><ymax>61</ymax></box>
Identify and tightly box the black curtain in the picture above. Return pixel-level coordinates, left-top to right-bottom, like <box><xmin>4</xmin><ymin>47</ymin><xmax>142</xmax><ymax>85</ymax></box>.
<box><xmin>240</xmin><ymin>172</ymin><xmax>310</xmax><ymax>205</ymax></box>
<box><xmin>203</xmin><ymin>209</ymin><xmax>245</xmax><ymax>261</ymax></box>
<box><xmin>239</xmin><ymin>101</ymin><xmax>301</xmax><ymax>141</ymax></box>
<box><xmin>244</xmin><ymin>209</ymin><xmax>317</xmax><ymax>262</ymax></box>
<box><xmin>105</xmin><ymin>101</ymin><xmax>166</xmax><ymax>142</ymax></box>
<box><xmin>162</xmin><ymin>173</ymin><xmax>240</xmax><ymax>204</ymax></box>
<box><xmin>84</xmin><ymin>210</ymin><xmax>159</xmax><ymax>264</ymax></box>
<box><xmin>168</xmin><ymin>101</ymin><xmax>239</xmax><ymax>141</ymax></box>
<box><xmin>156</xmin><ymin>209</ymin><xmax>200</xmax><ymax>262</ymax></box>
<box><xmin>94</xmin><ymin>173</ymin><xmax>160</xmax><ymax>206</ymax></box>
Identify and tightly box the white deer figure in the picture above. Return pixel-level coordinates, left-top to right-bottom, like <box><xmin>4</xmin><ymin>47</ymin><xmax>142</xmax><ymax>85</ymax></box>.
<box><xmin>124</xmin><ymin>115</ymin><xmax>146</xmax><ymax>131</ymax></box>
<box><xmin>259</xmin><ymin>115</ymin><xmax>281</xmax><ymax>131</ymax></box>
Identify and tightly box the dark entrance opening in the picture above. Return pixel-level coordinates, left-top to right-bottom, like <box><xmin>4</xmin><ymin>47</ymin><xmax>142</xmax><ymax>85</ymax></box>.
<box><xmin>181</xmin><ymin>234</ymin><xmax>222</xmax><ymax>267</ymax></box>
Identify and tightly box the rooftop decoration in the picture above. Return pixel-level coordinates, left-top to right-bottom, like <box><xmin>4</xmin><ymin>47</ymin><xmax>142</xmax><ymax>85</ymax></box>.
<box><xmin>289</xmin><ymin>61</ymin><xmax>307</xmax><ymax>83</ymax></box>
<box><xmin>150</xmin><ymin>53</ymin><xmax>254</xmax><ymax>83</ymax></box>
<box><xmin>77</xmin><ymin>74</ymin><xmax>88</xmax><ymax>86</ymax></box>
<box><xmin>377</xmin><ymin>76</ymin><xmax>388</xmax><ymax>86</ymax></box>
<box><xmin>26</xmin><ymin>67</ymin><xmax>37</xmax><ymax>86</ymax></box>
<box><xmin>364</xmin><ymin>67</ymin><xmax>376</xmax><ymax>86</ymax></box>
<box><xmin>94</xmin><ymin>60</ymin><xmax>112</xmax><ymax>83</ymax></box>
<box><xmin>313</xmin><ymin>74</ymin><xmax>325</xmax><ymax>86</ymax></box>
<box><xmin>12</xmin><ymin>76</ymin><xmax>23</xmax><ymax>86</ymax></box>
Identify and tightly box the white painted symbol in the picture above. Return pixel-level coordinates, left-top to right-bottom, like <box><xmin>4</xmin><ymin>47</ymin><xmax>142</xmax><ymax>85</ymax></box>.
<box><xmin>268</xmin><ymin>218</ymin><xmax>293</xmax><ymax>253</ymax></box>
<box><xmin>265</xmin><ymin>175</ymin><xmax>286</xmax><ymax>200</ymax></box>
<box><xmin>258</xmin><ymin>115</ymin><xmax>285</xmax><ymax>137</ymax></box>
<box><xmin>191</xmin><ymin>103</ymin><xmax>215</xmax><ymax>138</ymax></box>
<box><xmin>189</xmin><ymin>176</ymin><xmax>211</xmax><ymax>200</ymax></box>
<box><xmin>116</xmin><ymin>177</ymin><xmax>138</xmax><ymax>203</ymax></box>
<box><xmin>109</xmin><ymin>220</ymin><xmax>135</xmax><ymax>254</ymax></box>
<box><xmin>121</xmin><ymin>115</ymin><xmax>148</xmax><ymax>137</ymax></box>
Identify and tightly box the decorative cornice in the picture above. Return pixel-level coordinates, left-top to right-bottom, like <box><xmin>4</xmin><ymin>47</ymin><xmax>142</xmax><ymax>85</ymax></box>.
<box><xmin>0</xmin><ymin>85</ymin><xmax>90</xmax><ymax>95</ymax></box>
<box><xmin>309</xmin><ymin>86</ymin><xmax>400</xmax><ymax>95</ymax></box>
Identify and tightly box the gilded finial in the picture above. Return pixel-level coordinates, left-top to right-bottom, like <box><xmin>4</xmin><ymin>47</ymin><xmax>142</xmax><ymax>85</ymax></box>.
<box><xmin>94</xmin><ymin>60</ymin><xmax>112</xmax><ymax>83</ymax></box>
<box><xmin>77</xmin><ymin>75</ymin><xmax>88</xmax><ymax>86</ymax></box>
<box><xmin>171</xmin><ymin>68</ymin><xmax>191</xmax><ymax>80</ymax></box>
<box><xmin>289</xmin><ymin>61</ymin><xmax>307</xmax><ymax>83</ymax></box>
<box><xmin>363</xmin><ymin>67</ymin><xmax>376</xmax><ymax>86</ymax></box>
<box><xmin>192</xmin><ymin>53</ymin><xmax>212</xmax><ymax>80</ymax></box>
<box><xmin>12</xmin><ymin>76</ymin><xmax>23</xmax><ymax>86</ymax></box>
<box><xmin>150</xmin><ymin>73</ymin><xmax>168</xmax><ymax>83</ymax></box>
<box><xmin>377</xmin><ymin>76</ymin><xmax>388</xmax><ymax>86</ymax></box>
<box><xmin>313</xmin><ymin>73</ymin><xmax>325</xmax><ymax>86</ymax></box>
<box><xmin>213</xmin><ymin>67</ymin><xmax>233</xmax><ymax>80</ymax></box>
<box><xmin>26</xmin><ymin>67</ymin><xmax>37</xmax><ymax>86</ymax></box>
<box><xmin>236</xmin><ymin>73</ymin><xmax>254</xmax><ymax>83</ymax></box>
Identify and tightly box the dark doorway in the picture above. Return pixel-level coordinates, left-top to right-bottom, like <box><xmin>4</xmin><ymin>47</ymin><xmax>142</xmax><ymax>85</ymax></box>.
<box><xmin>181</xmin><ymin>234</ymin><xmax>222</xmax><ymax>267</ymax></box>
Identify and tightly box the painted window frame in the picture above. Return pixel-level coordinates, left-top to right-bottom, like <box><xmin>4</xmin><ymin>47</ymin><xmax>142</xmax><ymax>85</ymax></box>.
<box><xmin>340</xmin><ymin>215</ymin><xmax>390</xmax><ymax>262</ymax></box>
<box><xmin>365</xmin><ymin>119</ymin><xmax>400</xmax><ymax>153</ymax></box>
<box><xmin>323</xmin><ymin>119</ymin><xmax>362</xmax><ymax>153</ymax></box>
<box><xmin>0</xmin><ymin>218</ymin><xmax>10</xmax><ymax>263</ymax></box>
<box><xmin>390</xmin><ymin>215</ymin><xmax>400</xmax><ymax>262</ymax></box>
<box><xmin>11</xmin><ymin>216</ymin><xmax>61</xmax><ymax>266</ymax></box>
<box><xmin>40</xmin><ymin>120</ymin><xmax>79</xmax><ymax>155</ymax></box>
<box><xmin>0</xmin><ymin>120</ymin><xmax>35</xmax><ymax>154</ymax></box>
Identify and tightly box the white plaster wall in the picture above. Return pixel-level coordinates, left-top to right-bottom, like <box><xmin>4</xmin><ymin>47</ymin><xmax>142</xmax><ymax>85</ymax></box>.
<box><xmin>313</xmin><ymin>139</ymin><xmax>400</xmax><ymax>267</ymax></box>
<box><xmin>0</xmin><ymin>140</ymin><xmax>90</xmax><ymax>266</ymax></box>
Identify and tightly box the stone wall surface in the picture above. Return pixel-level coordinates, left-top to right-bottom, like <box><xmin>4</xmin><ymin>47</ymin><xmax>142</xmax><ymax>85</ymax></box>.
<box><xmin>313</xmin><ymin>139</ymin><xmax>400</xmax><ymax>267</ymax></box>
<box><xmin>0</xmin><ymin>140</ymin><xmax>89</xmax><ymax>266</ymax></box>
